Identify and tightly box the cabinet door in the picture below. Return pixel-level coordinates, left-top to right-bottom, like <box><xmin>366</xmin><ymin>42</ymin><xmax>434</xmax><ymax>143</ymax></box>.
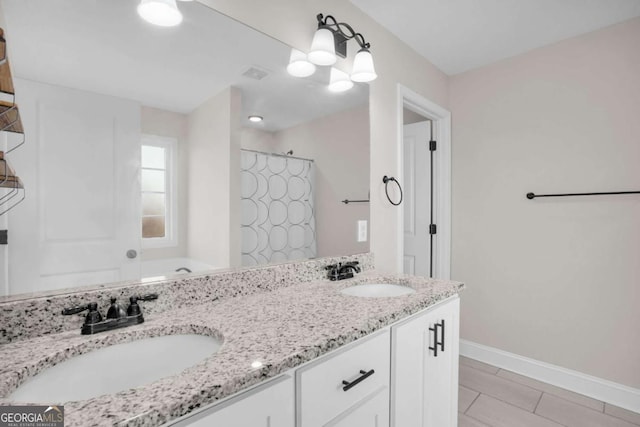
<box><xmin>330</xmin><ymin>387</ymin><xmax>389</xmax><ymax>427</ymax></box>
<box><xmin>392</xmin><ymin>297</ymin><xmax>460</xmax><ymax>427</ymax></box>
<box><xmin>169</xmin><ymin>375</ymin><xmax>294</xmax><ymax>427</ymax></box>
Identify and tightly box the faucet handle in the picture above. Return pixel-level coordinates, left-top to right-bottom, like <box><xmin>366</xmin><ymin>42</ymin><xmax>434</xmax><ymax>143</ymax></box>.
<box><xmin>85</xmin><ymin>302</ymin><xmax>103</xmax><ymax>325</ymax></box>
<box><xmin>62</xmin><ymin>304</ymin><xmax>91</xmax><ymax>316</ymax></box>
<box><xmin>345</xmin><ymin>261</ymin><xmax>361</xmax><ymax>272</ymax></box>
<box><xmin>62</xmin><ymin>302</ymin><xmax>102</xmax><ymax>325</ymax></box>
<box><xmin>130</xmin><ymin>293</ymin><xmax>158</xmax><ymax>303</ymax></box>
<box><xmin>325</xmin><ymin>263</ymin><xmax>342</xmax><ymax>281</ymax></box>
<box><xmin>127</xmin><ymin>293</ymin><xmax>158</xmax><ymax>317</ymax></box>
<box><xmin>138</xmin><ymin>293</ymin><xmax>158</xmax><ymax>301</ymax></box>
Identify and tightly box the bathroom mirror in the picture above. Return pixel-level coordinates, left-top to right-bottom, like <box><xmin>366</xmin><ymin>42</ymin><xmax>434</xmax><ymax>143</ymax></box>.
<box><xmin>0</xmin><ymin>0</ymin><xmax>370</xmax><ymax>297</ymax></box>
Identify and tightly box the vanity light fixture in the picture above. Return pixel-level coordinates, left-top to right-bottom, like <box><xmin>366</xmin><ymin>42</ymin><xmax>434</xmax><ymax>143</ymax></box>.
<box><xmin>286</xmin><ymin>49</ymin><xmax>316</xmax><ymax>78</ymax></box>
<box><xmin>137</xmin><ymin>0</ymin><xmax>191</xmax><ymax>27</ymax></box>
<box><xmin>328</xmin><ymin>68</ymin><xmax>353</xmax><ymax>93</ymax></box>
<box><xmin>308</xmin><ymin>26</ymin><xmax>338</xmax><ymax>66</ymax></box>
<box><xmin>248</xmin><ymin>115</ymin><xmax>263</xmax><ymax>123</ymax></box>
<box><xmin>351</xmin><ymin>48</ymin><xmax>377</xmax><ymax>82</ymax></box>
<box><xmin>307</xmin><ymin>13</ymin><xmax>377</xmax><ymax>83</ymax></box>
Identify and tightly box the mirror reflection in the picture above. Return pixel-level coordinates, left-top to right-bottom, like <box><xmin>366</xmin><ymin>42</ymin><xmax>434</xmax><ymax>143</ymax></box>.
<box><xmin>0</xmin><ymin>0</ymin><xmax>369</xmax><ymax>297</ymax></box>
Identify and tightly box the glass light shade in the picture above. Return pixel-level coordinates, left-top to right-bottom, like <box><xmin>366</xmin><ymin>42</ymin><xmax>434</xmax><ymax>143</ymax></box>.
<box><xmin>286</xmin><ymin>49</ymin><xmax>316</xmax><ymax>77</ymax></box>
<box><xmin>308</xmin><ymin>27</ymin><xmax>337</xmax><ymax>66</ymax></box>
<box><xmin>137</xmin><ymin>0</ymin><xmax>183</xmax><ymax>27</ymax></box>
<box><xmin>328</xmin><ymin>68</ymin><xmax>354</xmax><ymax>93</ymax></box>
<box><xmin>351</xmin><ymin>48</ymin><xmax>377</xmax><ymax>82</ymax></box>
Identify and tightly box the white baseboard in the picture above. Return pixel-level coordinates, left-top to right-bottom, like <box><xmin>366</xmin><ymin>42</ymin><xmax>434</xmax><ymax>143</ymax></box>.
<box><xmin>460</xmin><ymin>339</ymin><xmax>640</xmax><ymax>413</ymax></box>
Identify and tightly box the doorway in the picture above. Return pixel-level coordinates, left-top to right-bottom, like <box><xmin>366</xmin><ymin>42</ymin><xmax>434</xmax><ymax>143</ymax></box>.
<box><xmin>403</xmin><ymin>117</ymin><xmax>432</xmax><ymax>276</ymax></box>
<box><xmin>397</xmin><ymin>85</ymin><xmax>451</xmax><ymax>279</ymax></box>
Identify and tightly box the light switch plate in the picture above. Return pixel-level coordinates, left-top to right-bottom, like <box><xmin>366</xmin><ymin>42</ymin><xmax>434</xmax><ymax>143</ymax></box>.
<box><xmin>357</xmin><ymin>220</ymin><xmax>367</xmax><ymax>242</ymax></box>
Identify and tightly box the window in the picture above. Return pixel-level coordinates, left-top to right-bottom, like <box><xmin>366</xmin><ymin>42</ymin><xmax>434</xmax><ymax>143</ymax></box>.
<box><xmin>141</xmin><ymin>135</ymin><xmax>177</xmax><ymax>248</ymax></box>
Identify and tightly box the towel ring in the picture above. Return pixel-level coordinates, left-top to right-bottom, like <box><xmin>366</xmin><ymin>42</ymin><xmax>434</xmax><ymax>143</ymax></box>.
<box><xmin>382</xmin><ymin>175</ymin><xmax>403</xmax><ymax>206</ymax></box>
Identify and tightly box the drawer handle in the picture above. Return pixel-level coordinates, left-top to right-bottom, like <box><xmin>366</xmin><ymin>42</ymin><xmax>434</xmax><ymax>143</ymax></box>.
<box><xmin>342</xmin><ymin>369</ymin><xmax>375</xmax><ymax>392</ymax></box>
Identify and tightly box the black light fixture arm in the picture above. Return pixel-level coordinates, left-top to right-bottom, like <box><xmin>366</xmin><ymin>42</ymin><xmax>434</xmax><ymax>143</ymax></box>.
<box><xmin>317</xmin><ymin>13</ymin><xmax>371</xmax><ymax>50</ymax></box>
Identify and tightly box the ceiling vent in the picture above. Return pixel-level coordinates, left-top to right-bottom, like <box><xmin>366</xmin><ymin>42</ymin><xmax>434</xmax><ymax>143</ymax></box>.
<box><xmin>242</xmin><ymin>66</ymin><xmax>269</xmax><ymax>80</ymax></box>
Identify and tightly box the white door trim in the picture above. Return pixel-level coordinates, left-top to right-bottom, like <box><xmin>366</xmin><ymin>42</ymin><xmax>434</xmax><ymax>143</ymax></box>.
<box><xmin>396</xmin><ymin>85</ymin><xmax>451</xmax><ymax>279</ymax></box>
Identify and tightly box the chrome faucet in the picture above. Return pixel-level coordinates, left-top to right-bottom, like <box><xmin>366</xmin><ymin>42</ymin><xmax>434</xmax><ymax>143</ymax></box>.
<box><xmin>62</xmin><ymin>294</ymin><xmax>158</xmax><ymax>335</ymax></box>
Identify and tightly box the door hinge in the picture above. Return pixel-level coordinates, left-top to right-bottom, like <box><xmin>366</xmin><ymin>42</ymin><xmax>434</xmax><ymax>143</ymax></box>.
<box><xmin>429</xmin><ymin>224</ymin><xmax>437</xmax><ymax>235</ymax></box>
<box><xmin>429</xmin><ymin>140</ymin><xmax>437</xmax><ymax>151</ymax></box>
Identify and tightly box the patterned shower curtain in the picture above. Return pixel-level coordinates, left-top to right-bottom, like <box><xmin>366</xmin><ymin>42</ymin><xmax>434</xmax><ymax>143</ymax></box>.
<box><xmin>240</xmin><ymin>150</ymin><xmax>317</xmax><ymax>266</ymax></box>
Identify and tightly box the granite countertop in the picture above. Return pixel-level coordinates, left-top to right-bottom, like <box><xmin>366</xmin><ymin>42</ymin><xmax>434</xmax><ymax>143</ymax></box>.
<box><xmin>0</xmin><ymin>272</ymin><xmax>464</xmax><ymax>426</ymax></box>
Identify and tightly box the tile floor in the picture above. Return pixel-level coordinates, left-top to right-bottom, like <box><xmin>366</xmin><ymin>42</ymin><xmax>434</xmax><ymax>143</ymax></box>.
<box><xmin>458</xmin><ymin>356</ymin><xmax>640</xmax><ymax>427</ymax></box>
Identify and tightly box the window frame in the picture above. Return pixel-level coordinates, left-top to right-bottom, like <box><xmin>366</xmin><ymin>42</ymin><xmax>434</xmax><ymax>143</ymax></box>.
<box><xmin>141</xmin><ymin>134</ymin><xmax>178</xmax><ymax>249</ymax></box>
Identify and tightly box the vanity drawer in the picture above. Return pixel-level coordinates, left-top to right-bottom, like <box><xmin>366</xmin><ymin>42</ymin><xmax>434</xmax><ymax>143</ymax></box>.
<box><xmin>296</xmin><ymin>330</ymin><xmax>391</xmax><ymax>426</ymax></box>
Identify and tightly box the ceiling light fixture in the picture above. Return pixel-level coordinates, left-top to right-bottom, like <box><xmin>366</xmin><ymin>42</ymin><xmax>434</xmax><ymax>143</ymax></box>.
<box><xmin>137</xmin><ymin>0</ymin><xmax>183</xmax><ymax>27</ymax></box>
<box><xmin>286</xmin><ymin>49</ymin><xmax>316</xmax><ymax>78</ymax></box>
<box><xmin>248</xmin><ymin>115</ymin><xmax>263</xmax><ymax>123</ymax></box>
<box><xmin>306</xmin><ymin>13</ymin><xmax>377</xmax><ymax>85</ymax></box>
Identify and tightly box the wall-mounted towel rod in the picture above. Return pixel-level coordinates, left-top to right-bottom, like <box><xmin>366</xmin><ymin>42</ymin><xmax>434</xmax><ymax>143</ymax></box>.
<box><xmin>342</xmin><ymin>198</ymin><xmax>369</xmax><ymax>204</ymax></box>
<box><xmin>240</xmin><ymin>148</ymin><xmax>314</xmax><ymax>163</ymax></box>
<box><xmin>527</xmin><ymin>190</ymin><xmax>640</xmax><ymax>200</ymax></box>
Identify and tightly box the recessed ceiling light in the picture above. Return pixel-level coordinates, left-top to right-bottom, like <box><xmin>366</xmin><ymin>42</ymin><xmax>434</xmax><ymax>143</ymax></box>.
<box><xmin>248</xmin><ymin>115</ymin><xmax>263</xmax><ymax>123</ymax></box>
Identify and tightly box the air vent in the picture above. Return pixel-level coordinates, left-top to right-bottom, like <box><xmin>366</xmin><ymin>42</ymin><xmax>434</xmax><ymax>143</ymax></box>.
<box><xmin>242</xmin><ymin>66</ymin><xmax>269</xmax><ymax>80</ymax></box>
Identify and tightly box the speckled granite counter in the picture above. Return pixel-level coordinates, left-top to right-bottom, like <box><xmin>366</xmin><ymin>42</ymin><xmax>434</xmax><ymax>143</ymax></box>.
<box><xmin>0</xmin><ymin>254</ymin><xmax>375</xmax><ymax>344</ymax></box>
<box><xmin>0</xmin><ymin>271</ymin><xmax>463</xmax><ymax>426</ymax></box>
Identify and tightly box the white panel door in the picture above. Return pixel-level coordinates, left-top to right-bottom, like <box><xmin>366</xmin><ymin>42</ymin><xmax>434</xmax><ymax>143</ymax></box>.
<box><xmin>403</xmin><ymin>121</ymin><xmax>431</xmax><ymax>276</ymax></box>
<box><xmin>8</xmin><ymin>79</ymin><xmax>141</xmax><ymax>294</ymax></box>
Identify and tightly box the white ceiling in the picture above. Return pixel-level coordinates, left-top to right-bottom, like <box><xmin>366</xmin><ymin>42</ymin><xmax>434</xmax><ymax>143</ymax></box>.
<box><xmin>1</xmin><ymin>0</ymin><xmax>367</xmax><ymax>131</ymax></box>
<box><xmin>350</xmin><ymin>0</ymin><xmax>640</xmax><ymax>75</ymax></box>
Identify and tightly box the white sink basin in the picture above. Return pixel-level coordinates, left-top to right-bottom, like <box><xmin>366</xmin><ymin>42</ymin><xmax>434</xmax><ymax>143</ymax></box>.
<box><xmin>8</xmin><ymin>334</ymin><xmax>222</xmax><ymax>403</ymax></box>
<box><xmin>340</xmin><ymin>283</ymin><xmax>416</xmax><ymax>298</ymax></box>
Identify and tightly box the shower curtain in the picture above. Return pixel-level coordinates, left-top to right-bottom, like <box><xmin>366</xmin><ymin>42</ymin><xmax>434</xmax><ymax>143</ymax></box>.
<box><xmin>240</xmin><ymin>150</ymin><xmax>317</xmax><ymax>266</ymax></box>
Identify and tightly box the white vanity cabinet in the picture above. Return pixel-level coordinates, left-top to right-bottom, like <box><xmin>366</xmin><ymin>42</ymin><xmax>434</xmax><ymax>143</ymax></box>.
<box><xmin>391</xmin><ymin>297</ymin><xmax>460</xmax><ymax>427</ymax></box>
<box><xmin>169</xmin><ymin>296</ymin><xmax>460</xmax><ymax>427</ymax></box>
<box><xmin>296</xmin><ymin>330</ymin><xmax>390</xmax><ymax>427</ymax></box>
<box><xmin>170</xmin><ymin>374</ymin><xmax>294</xmax><ymax>427</ymax></box>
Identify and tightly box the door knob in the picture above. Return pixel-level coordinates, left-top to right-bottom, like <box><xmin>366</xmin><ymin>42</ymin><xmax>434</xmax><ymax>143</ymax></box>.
<box><xmin>126</xmin><ymin>249</ymin><xmax>137</xmax><ymax>259</ymax></box>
